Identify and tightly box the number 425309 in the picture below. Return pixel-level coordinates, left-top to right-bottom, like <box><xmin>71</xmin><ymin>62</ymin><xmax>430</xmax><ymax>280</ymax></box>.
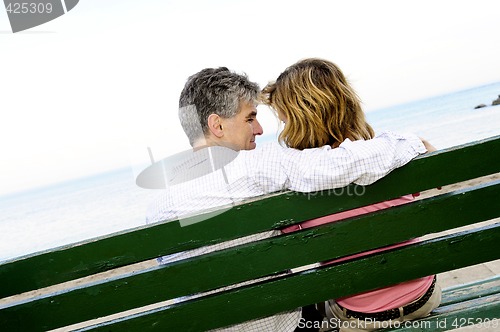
<box><xmin>5</xmin><ymin>2</ymin><xmax>53</xmax><ymax>14</ymax></box>
<box><xmin>452</xmin><ymin>317</ymin><xmax>498</xmax><ymax>329</ymax></box>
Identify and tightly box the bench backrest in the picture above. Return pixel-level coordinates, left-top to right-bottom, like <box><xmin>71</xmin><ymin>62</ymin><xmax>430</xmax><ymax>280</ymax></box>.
<box><xmin>1</xmin><ymin>135</ymin><xmax>499</xmax><ymax>331</ymax></box>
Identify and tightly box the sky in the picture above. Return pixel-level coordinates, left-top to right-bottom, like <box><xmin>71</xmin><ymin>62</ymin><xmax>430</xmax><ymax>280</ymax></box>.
<box><xmin>1</xmin><ymin>0</ymin><xmax>500</xmax><ymax>196</ymax></box>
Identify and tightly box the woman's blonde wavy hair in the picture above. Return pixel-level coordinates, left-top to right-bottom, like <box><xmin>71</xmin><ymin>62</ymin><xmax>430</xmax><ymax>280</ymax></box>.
<box><xmin>262</xmin><ymin>58</ymin><xmax>374</xmax><ymax>150</ymax></box>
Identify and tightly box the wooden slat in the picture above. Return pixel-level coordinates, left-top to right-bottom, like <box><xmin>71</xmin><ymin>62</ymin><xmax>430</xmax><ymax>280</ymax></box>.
<box><xmin>1</xmin><ymin>182</ymin><xmax>499</xmax><ymax>331</ymax></box>
<box><xmin>84</xmin><ymin>224</ymin><xmax>500</xmax><ymax>331</ymax></box>
<box><xmin>0</xmin><ymin>136</ymin><xmax>499</xmax><ymax>299</ymax></box>
<box><xmin>440</xmin><ymin>275</ymin><xmax>500</xmax><ymax>306</ymax></box>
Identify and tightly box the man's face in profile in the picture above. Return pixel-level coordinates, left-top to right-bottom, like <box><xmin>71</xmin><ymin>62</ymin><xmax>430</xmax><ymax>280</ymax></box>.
<box><xmin>220</xmin><ymin>101</ymin><xmax>263</xmax><ymax>151</ymax></box>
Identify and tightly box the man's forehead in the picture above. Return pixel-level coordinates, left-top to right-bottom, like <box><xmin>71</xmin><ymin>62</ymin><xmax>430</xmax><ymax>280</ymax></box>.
<box><xmin>239</xmin><ymin>101</ymin><xmax>258</xmax><ymax>116</ymax></box>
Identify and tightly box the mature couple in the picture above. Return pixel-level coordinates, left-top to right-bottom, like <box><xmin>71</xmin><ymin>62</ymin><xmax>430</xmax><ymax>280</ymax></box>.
<box><xmin>146</xmin><ymin>58</ymin><xmax>441</xmax><ymax>332</ymax></box>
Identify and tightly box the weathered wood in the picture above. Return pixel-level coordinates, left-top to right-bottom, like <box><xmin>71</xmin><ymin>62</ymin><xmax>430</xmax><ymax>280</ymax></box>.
<box><xmin>440</xmin><ymin>274</ymin><xmax>500</xmax><ymax>306</ymax></box>
<box><xmin>80</xmin><ymin>224</ymin><xmax>499</xmax><ymax>332</ymax></box>
<box><xmin>1</xmin><ymin>182</ymin><xmax>498</xmax><ymax>331</ymax></box>
<box><xmin>1</xmin><ymin>135</ymin><xmax>499</xmax><ymax>300</ymax></box>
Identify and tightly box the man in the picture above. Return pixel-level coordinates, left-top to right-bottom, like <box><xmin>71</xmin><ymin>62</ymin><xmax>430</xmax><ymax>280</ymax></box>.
<box><xmin>178</xmin><ymin>67</ymin><xmax>263</xmax><ymax>151</ymax></box>
<box><xmin>146</xmin><ymin>67</ymin><xmax>428</xmax><ymax>331</ymax></box>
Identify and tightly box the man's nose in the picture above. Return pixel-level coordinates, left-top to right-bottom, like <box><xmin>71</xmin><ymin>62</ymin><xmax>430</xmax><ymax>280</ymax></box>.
<box><xmin>254</xmin><ymin>119</ymin><xmax>263</xmax><ymax>135</ymax></box>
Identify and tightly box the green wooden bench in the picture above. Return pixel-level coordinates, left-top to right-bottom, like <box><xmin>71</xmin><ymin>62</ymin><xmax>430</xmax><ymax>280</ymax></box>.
<box><xmin>1</xmin><ymin>135</ymin><xmax>499</xmax><ymax>331</ymax></box>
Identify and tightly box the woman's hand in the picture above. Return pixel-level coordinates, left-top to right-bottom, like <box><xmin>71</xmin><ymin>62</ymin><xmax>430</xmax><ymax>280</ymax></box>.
<box><xmin>420</xmin><ymin>137</ymin><xmax>441</xmax><ymax>190</ymax></box>
<box><xmin>420</xmin><ymin>138</ymin><xmax>437</xmax><ymax>153</ymax></box>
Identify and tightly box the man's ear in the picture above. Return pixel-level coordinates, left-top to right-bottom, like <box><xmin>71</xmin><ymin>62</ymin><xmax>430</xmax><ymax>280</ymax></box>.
<box><xmin>207</xmin><ymin>114</ymin><xmax>224</xmax><ymax>138</ymax></box>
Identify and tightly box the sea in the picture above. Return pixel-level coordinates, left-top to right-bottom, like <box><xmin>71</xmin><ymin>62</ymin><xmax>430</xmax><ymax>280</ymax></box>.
<box><xmin>1</xmin><ymin>82</ymin><xmax>500</xmax><ymax>263</ymax></box>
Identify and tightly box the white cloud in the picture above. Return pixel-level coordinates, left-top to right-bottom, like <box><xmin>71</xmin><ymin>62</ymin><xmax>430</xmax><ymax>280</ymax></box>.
<box><xmin>1</xmin><ymin>0</ymin><xmax>499</xmax><ymax>195</ymax></box>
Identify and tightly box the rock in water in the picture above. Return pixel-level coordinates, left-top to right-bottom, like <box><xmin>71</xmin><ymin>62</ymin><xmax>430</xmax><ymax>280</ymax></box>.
<box><xmin>492</xmin><ymin>95</ymin><xmax>500</xmax><ymax>106</ymax></box>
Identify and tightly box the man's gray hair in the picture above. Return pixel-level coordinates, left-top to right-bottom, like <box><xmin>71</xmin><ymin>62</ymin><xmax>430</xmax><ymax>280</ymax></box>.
<box><xmin>178</xmin><ymin>67</ymin><xmax>260</xmax><ymax>146</ymax></box>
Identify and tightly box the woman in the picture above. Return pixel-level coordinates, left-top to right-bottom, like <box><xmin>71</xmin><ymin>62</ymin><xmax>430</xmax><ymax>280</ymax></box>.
<box><xmin>262</xmin><ymin>58</ymin><xmax>441</xmax><ymax>331</ymax></box>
